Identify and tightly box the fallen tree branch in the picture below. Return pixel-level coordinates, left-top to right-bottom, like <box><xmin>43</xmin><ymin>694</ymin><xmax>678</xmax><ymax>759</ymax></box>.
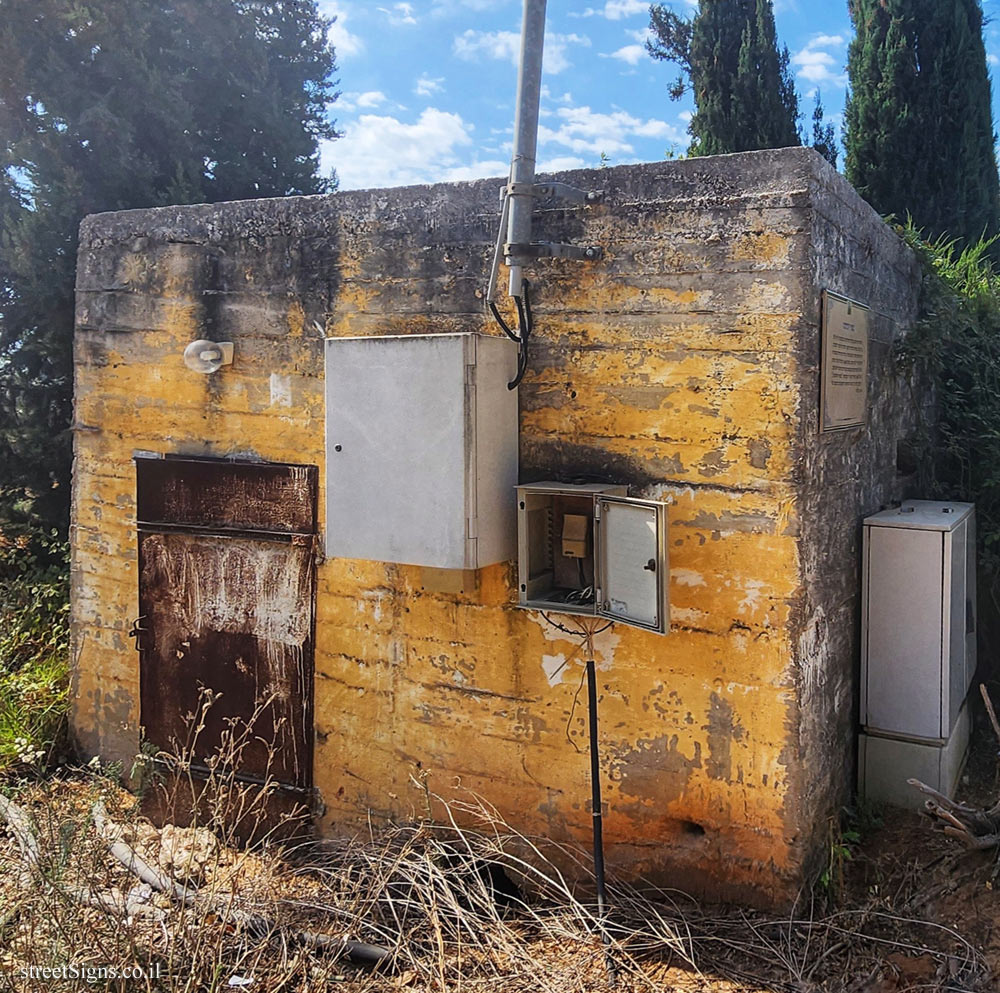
<box><xmin>0</xmin><ymin>793</ymin><xmax>41</xmax><ymax>870</ymax></box>
<box><xmin>980</xmin><ymin>683</ymin><xmax>1000</xmax><ymax>747</ymax></box>
<box><xmin>2</xmin><ymin>791</ymin><xmax>390</xmax><ymax>969</ymax></box>
<box><xmin>90</xmin><ymin>802</ymin><xmax>392</xmax><ymax>968</ymax></box>
<box><xmin>909</xmin><ymin>683</ymin><xmax>1000</xmax><ymax>849</ymax></box>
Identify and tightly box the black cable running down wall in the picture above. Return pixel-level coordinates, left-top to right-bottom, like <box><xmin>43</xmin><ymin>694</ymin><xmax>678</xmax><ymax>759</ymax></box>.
<box><xmin>490</xmin><ymin>280</ymin><xmax>532</xmax><ymax>390</ymax></box>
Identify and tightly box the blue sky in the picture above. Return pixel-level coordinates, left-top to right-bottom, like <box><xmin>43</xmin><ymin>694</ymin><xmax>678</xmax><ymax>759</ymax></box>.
<box><xmin>318</xmin><ymin>0</ymin><xmax>1000</xmax><ymax>191</ymax></box>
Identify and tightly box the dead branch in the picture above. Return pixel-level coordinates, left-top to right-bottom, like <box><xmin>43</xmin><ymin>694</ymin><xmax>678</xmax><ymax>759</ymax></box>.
<box><xmin>909</xmin><ymin>683</ymin><xmax>1000</xmax><ymax>849</ymax></box>
<box><xmin>91</xmin><ymin>801</ymin><xmax>392</xmax><ymax>967</ymax></box>
<box><xmin>0</xmin><ymin>792</ymin><xmax>41</xmax><ymax>869</ymax></box>
<box><xmin>980</xmin><ymin>682</ymin><xmax>1000</xmax><ymax>747</ymax></box>
<box><xmin>92</xmin><ymin>801</ymin><xmax>198</xmax><ymax>906</ymax></box>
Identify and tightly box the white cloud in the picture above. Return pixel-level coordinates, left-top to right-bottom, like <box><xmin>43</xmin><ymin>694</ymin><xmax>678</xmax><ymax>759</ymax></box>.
<box><xmin>415</xmin><ymin>74</ymin><xmax>445</xmax><ymax>97</ymax></box>
<box><xmin>337</xmin><ymin>90</ymin><xmax>388</xmax><ymax>112</ymax></box>
<box><xmin>540</xmin><ymin>86</ymin><xmax>574</xmax><ymax>104</ymax></box>
<box><xmin>809</xmin><ymin>33</ymin><xmax>846</xmax><ymax>48</ymax></box>
<box><xmin>378</xmin><ymin>2</ymin><xmax>416</xmax><ymax>26</ymax></box>
<box><xmin>319</xmin><ymin>2</ymin><xmax>364</xmax><ymax>58</ymax></box>
<box><xmin>432</xmin><ymin>0</ymin><xmax>504</xmax><ymax>15</ymax></box>
<box><xmin>581</xmin><ymin>0</ymin><xmax>655</xmax><ymax>18</ymax></box>
<box><xmin>454</xmin><ymin>28</ymin><xmax>519</xmax><ymax>64</ymax></box>
<box><xmin>605</xmin><ymin>44</ymin><xmax>646</xmax><ymax>66</ymax></box>
<box><xmin>538</xmin><ymin>104</ymin><xmax>684</xmax><ymax>158</ymax></box>
<box><xmin>442</xmin><ymin>160</ymin><xmax>509</xmax><ymax>182</ymax></box>
<box><xmin>453</xmin><ymin>28</ymin><xmax>591</xmax><ymax>74</ymax></box>
<box><xmin>324</xmin><ymin>107</ymin><xmax>484</xmax><ymax>189</ymax></box>
<box><xmin>791</xmin><ymin>34</ymin><xmax>848</xmax><ymax>88</ymax></box>
<box><xmin>989</xmin><ymin>53</ymin><xmax>1000</xmax><ymax>68</ymax></box>
<box><xmin>538</xmin><ymin>155</ymin><xmax>586</xmax><ymax>172</ymax></box>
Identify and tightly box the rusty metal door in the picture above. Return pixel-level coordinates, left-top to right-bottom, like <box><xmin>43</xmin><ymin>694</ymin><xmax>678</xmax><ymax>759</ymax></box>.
<box><xmin>136</xmin><ymin>457</ymin><xmax>317</xmax><ymax>792</ymax></box>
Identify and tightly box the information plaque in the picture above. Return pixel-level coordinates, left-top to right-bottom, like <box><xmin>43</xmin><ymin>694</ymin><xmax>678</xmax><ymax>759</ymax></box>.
<box><xmin>821</xmin><ymin>291</ymin><xmax>869</xmax><ymax>432</ymax></box>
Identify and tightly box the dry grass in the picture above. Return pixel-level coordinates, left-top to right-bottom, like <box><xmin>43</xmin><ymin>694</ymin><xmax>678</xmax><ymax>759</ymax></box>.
<box><xmin>1</xmin><ymin>773</ymin><xmax>993</xmax><ymax>993</ymax></box>
<box><xmin>0</xmin><ymin>697</ymin><xmax>993</xmax><ymax>992</ymax></box>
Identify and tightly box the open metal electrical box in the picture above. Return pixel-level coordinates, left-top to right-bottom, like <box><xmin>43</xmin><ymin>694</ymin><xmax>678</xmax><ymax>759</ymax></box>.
<box><xmin>517</xmin><ymin>482</ymin><xmax>670</xmax><ymax>634</ymax></box>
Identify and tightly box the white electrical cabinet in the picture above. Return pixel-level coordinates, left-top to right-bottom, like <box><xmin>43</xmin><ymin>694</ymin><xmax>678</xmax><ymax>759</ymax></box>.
<box><xmin>517</xmin><ymin>482</ymin><xmax>670</xmax><ymax>634</ymax></box>
<box><xmin>859</xmin><ymin>500</ymin><xmax>976</xmax><ymax>808</ymax></box>
<box><xmin>325</xmin><ymin>333</ymin><xmax>519</xmax><ymax>570</ymax></box>
<box><xmin>859</xmin><ymin>702</ymin><xmax>970</xmax><ymax>810</ymax></box>
<box><xmin>861</xmin><ymin>500</ymin><xmax>976</xmax><ymax>740</ymax></box>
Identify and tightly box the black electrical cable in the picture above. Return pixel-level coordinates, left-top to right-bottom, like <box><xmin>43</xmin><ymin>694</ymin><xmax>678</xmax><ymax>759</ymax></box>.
<box><xmin>540</xmin><ymin>613</ymin><xmax>613</xmax><ymax>638</ymax></box>
<box><xmin>490</xmin><ymin>280</ymin><xmax>533</xmax><ymax>390</ymax></box>
<box><xmin>507</xmin><ymin>280</ymin><xmax>532</xmax><ymax>390</ymax></box>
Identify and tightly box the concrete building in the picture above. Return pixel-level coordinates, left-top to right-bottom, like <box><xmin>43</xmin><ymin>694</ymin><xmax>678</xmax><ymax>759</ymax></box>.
<box><xmin>70</xmin><ymin>147</ymin><xmax>921</xmax><ymax>908</ymax></box>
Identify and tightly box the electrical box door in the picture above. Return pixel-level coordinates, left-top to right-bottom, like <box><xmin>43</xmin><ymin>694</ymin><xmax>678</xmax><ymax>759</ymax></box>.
<box><xmin>596</xmin><ymin>496</ymin><xmax>668</xmax><ymax>632</ymax></box>
<box><xmin>325</xmin><ymin>332</ymin><xmax>519</xmax><ymax>570</ymax></box>
<box><xmin>516</xmin><ymin>482</ymin><xmax>669</xmax><ymax>635</ymax></box>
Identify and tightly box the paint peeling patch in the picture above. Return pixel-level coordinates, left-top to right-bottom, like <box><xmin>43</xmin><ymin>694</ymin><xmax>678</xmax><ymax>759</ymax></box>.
<box><xmin>748</xmin><ymin>437</ymin><xmax>772</xmax><ymax>469</ymax></box>
<box><xmin>672</xmin><ymin>569</ymin><xmax>706</xmax><ymax>588</ymax></box>
<box><xmin>542</xmin><ymin>654</ymin><xmax>568</xmax><ymax>686</ymax></box>
<box><xmin>670</xmin><ymin>605</ymin><xmax>709</xmax><ymax>626</ymax></box>
<box><xmin>738</xmin><ymin>579</ymin><xmax>766</xmax><ymax>616</ymax></box>
<box><xmin>680</xmin><ymin>510</ymin><xmax>776</xmax><ymax>535</ymax></box>
<box><xmin>363</xmin><ymin>589</ymin><xmax>387</xmax><ymax>622</ymax></box>
<box><xmin>269</xmin><ymin>373</ymin><xmax>292</xmax><ymax>407</ymax></box>
<box><xmin>698</xmin><ymin>448</ymin><xmax>732</xmax><ymax>478</ymax></box>
<box><xmin>534</xmin><ymin>616</ymin><xmax>620</xmax><ymax>671</ymax></box>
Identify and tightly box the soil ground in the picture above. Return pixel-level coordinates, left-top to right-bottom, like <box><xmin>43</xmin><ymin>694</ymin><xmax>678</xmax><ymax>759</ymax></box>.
<box><xmin>646</xmin><ymin>697</ymin><xmax>1000</xmax><ymax>993</ymax></box>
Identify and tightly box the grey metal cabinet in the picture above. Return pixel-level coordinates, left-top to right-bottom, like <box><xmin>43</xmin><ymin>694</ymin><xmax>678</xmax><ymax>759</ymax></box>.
<box><xmin>516</xmin><ymin>481</ymin><xmax>670</xmax><ymax>634</ymax></box>
<box><xmin>325</xmin><ymin>332</ymin><xmax>519</xmax><ymax>570</ymax></box>
<box><xmin>860</xmin><ymin>500</ymin><xmax>976</xmax><ymax>741</ymax></box>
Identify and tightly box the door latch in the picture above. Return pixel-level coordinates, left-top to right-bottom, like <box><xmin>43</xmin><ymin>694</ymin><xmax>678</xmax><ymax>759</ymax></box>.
<box><xmin>643</xmin><ymin>558</ymin><xmax>657</xmax><ymax>573</ymax></box>
<box><xmin>129</xmin><ymin>616</ymin><xmax>147</xmax><ymax>652</ymax></box>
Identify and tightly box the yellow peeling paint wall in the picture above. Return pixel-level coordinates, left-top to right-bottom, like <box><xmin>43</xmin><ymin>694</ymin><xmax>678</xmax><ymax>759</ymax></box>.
<box><xmin>71</xmin><ymin>148</ymin><xmax>920</xmax><ymax>908</ymax></box>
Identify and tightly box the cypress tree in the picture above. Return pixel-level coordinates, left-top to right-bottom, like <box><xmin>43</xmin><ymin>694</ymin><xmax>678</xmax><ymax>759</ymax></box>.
<box><xmin>0</xmin><ymin>0</ymin><xmax>339</xmax><ymax>529</ymax></box>
<box><xmin>845</xmin><ymin>0</ymin><xmax>1000</xmax><ymax>246</ymax></box>
<box><xmin>648</xmin><ymin>0</ymin><xmax>800</xmax><ymax>156</ymax></box>
<box><xmin>811</xmin><ymin>93</ymin><xmax>838</xmax><ymax>168</ymax></box>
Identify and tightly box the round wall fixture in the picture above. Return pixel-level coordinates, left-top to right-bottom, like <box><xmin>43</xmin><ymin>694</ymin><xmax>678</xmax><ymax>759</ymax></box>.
<box><xmin>183</xmin><ymin>339</ymin><xmax>234</xmax><ymax>374</ymax></box>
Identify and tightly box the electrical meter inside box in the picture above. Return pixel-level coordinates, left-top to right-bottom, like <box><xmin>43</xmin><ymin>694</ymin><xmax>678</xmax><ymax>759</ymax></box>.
<box><xmin>517</xmin><ymin>482</ymin><xmax>670</xmax><ymax>634</ymax></box>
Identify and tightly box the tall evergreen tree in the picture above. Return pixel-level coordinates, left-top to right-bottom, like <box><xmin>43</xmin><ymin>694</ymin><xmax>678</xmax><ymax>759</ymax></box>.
<box><xmin>648</xmin><ymin>0</ymin><xmax>800</xmax><ymax>156</ymax></box>
<box><xmin>811</xmin><ymin>92</ymin><xmax>838</xmax><ymax>168</ymax></box>
<box><xmin>0</xmin><ymin>0</ymin><xmax>339</xmax><ymax>528</ymax></box>
<box><xmin>844</xmin><ymin>0</ymin><xmax>1000</xmax><ymax>246</ymax></box>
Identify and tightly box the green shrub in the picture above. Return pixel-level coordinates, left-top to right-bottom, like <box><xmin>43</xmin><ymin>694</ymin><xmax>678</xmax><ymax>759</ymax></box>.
<box><xmin>0</xmin><ymin>527</ymin><xmax>70</xmax><ymax>774</ymax></box>
<box><xmin>897</xmin><ymin>223</ymin><xmax>1000</xmax><ymax>636</ymax></box>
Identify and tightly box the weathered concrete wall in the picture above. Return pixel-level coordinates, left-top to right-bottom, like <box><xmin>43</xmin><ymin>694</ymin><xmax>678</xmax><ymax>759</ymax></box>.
<box><xmin>791</xmin><ymin>168</ymin><xmax>921</xmax><ymax>868</ymax></box>
<box><xmin>70</xmin><ymin>147</ymin><xmax>920</xmax><ymax>908</ymax></box>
